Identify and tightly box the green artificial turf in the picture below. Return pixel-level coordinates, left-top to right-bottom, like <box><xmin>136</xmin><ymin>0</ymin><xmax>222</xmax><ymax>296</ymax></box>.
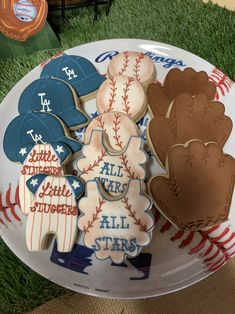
<box><xmin>0</xmin><ymin>0</ymin><xmax>234</xmax><ymax>312</ymax></box>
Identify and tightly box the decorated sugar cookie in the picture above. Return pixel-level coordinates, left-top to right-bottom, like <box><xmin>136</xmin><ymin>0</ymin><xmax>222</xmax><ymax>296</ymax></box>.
<box><xmin>78</xmin><ymin>179</ymin><xmax>154</xmax><ymax>264</ymax></box>
<box><xmin>18</xmin><ymin>143</ymin><xmax>71</xmax><ymax>215</ymax></box>
<box><xmin>40</xmin><ymin>54</ymin><xmax>106</xmax><ymax>101</ymax></box>
<box><xmin>84</xmin><ymin>111</ymin><xmax>139</xmax><ymax>152</ymax></box>
<box><xmin>96</xmin><ymin>75</ymin><xmax>147</xmax><ymax>122</ymax></box>
<box><xmin>149</xmin><ymin>141</ymin><xmax>235</xmax><ymax>231</ymax></box>
<box><xmin>107</xmin><ymin>51</ymin><xmax>156</xmax><ymax>88</ymax></box>
<box><xmin>3</xmin><ymin>112</ymin><xmax>83</xmax><ymax>162</ymax></box>
<box><xmin>147</xmin><ymin>67</ymin><xmax>216</xmax><ymax>116</ymax></box>
<box><xmin>26</xmin><ymin>174</ymin><xmax>84</xmax><ymax>252</ymax></box>
<box><xmin>147</xmin><ymin>93</ymin><xmax>233</xmax><ymax>166</ymax></box>
<box><xmin>77</xmin><ymin>130</ymin><xmax>147</xmax><ymax>195</ymax></box>
<box><xmin>0</xmin><ymin>0</ymin><xmax>48</xmax><ymax>41</ymax></box>
<box><xmin>18</xmin><ymin>77</ymin><xmax>89</xmax><ymax>130</ymax></box>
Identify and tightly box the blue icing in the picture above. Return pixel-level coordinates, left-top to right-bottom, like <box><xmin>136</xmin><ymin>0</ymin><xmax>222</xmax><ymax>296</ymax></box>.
<box><xmin>40</xmin><ymin>54</ymin><xmax>106</xmax><ymax>97</ymax></box>
<box><xmin>26</xmin><ymin>173</ymin><xmax>48</xmax><ymax>194</ymax></box>
<box><xmin>18</xmin><ymin>77</ymin><xmax>89</xmax><ymax>129</ymax></box>
<box><xmin>66</xmin><ymin>175</ymin><xmax>85</xmax><ymax>198</ymax></box>
<box><xmin>3</xmin><ymin>112</ymin><xmax>82</xmax><ymax>162</ymax></box>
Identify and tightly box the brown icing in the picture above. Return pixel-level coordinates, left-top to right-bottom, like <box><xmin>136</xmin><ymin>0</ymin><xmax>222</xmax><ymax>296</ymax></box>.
<box><xmin>149</xmin><ymin>141</ymin><xmax>235</xmax><ymax>231</ymax></box>
<box><xmin>147</xmin><ymin>67</ymin><xmax>216</xmax><ymax>116</ymax></box>
<box><xmin>148</xmin><ymin>93</ymin><xmax>232</xmax><ymax>166</ymax></box>
<box><xmin>0</xmin><ymin>0</ymin><xmax>48</xmax><ymax>42</ymax></box>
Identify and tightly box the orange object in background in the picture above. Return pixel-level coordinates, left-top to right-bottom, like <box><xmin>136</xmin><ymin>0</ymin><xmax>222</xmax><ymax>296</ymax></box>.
<box><xmin>0</xmin><ymin>0</ymin><xmax>48</xmax><ymax>41</ymax></box>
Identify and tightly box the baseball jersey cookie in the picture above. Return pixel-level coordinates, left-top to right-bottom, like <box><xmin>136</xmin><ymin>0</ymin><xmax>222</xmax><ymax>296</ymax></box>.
<box><xmin>40</xmin><ymin>54</ymin><xmax>106</xmax><ymax>102</ymax></box>
<box><xmin>147</xmin><ymin>93</ymin><xmax>233</xmax><ymax>166</ymax></box>
<box><xmin>78</xmin><ymin>179</ymin><xmax>154</xmax><ymax>264</ymax></box>
<box><xmin>0</xmin><ymin>0</ymin><xmax>48</xmax><ymax>41</ymax></box>
<box><xmin>96</xmin><ymin>75</ymin><xmax>147</xmax><ymax>122</ymax></box>
<box><xmin>107</xmin><ymin>51</ymin><xmax>156</xmax><ymax>88</ymax></box>
<box><xmin>26</xmin><ymin>174</ymin><xmax>84</xmax><ymax>252</ymax></box>
<box><xmin>3</xmin><ymin>112</ymin><xmax>83</xmax><ymax>162</ymax></box>
<box><xmin>149</xmin><ymin>141</ymin><xmax>235</xmax><ymax>231</ymax></box>
<box><xmin>147</xmin><ymin>67</ymin><xmax>216</xmax><ymax>116</ymax></box>
<box><xmin>18</xmin><ymin>143</ymin><xmax>71</xmax><ymax>215</ymax></box>
<box><xmin>84</xmin><ymin>111</ymin><xmax>139</xmax><ymax>153</ymax></box>
<box><xmin>18</xmin><ymin>77</ymin><xmax>89</xmax><ymax>130</ymax></box>
<box><xmin>77</xmin><ymin>130</ymin><xmax>147</xmax><ymax>195</ymax></box>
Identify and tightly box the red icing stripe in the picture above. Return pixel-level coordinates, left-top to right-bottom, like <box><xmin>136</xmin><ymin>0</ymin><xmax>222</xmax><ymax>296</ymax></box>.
<box><xmin>171</xmin><ymin>231</ymin><xmax>184</xmax><ymax>241</ymax></box>
<box><xmin>201</xmin><ymin>224</ymin><xmax>220</xmax><ymax>236</ymax></box>
<box><xmin>204</xmin><ymin>247</ymin><xmax>221</xmax><ymax>263</ymax></box>
<box><xmin>199</xmin><ymin>242</ymin><xmax>214</xmax><ymax>257</ymax></box>
<box><xmin>160</xmin><ymin>221</ymin><xmax>172</xmax><ymax>233</ymax></box>
<box><xmin>189</xmin><ymin>238</ymin><xmax>207</xmax><ymax>254</ymax></box>
<box><xmin>179</xmin><ymin>232</ymin><xmax>194</xmax><ymax>248</ymax></box>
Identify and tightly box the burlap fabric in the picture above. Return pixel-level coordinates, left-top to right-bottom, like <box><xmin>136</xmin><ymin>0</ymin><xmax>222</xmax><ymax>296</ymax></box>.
<box><xmin>203</xmin><ymin>0</ymin><xmax>235</xmax><ymax>10</ymax></box>
<box><xmin>30</xmin><ymin>258</ymin><xmax>235</xmax><ymax>314</ymax></box>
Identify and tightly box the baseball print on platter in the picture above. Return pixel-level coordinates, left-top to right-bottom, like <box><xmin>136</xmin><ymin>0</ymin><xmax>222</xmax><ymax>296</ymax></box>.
<box><xmin>0</xmin><ymin>39</ymin><xmax>234</xmax><ymax>299</ymax></box>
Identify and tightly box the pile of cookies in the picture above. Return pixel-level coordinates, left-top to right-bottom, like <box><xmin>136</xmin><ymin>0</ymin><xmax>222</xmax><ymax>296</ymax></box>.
<box><xmin>3</xmin><ymin>51</ymin><xmax>235</xmax><ymax>264</ymax></box>
<box><xmin>147</xmin><ymin>68</ymin><xmax>235</xmax><ymax>230</ymax></box>
<box><xmin>3</xmin><ymin>51</ymin><xmax>155</xmax><ymax>264</ymax></box>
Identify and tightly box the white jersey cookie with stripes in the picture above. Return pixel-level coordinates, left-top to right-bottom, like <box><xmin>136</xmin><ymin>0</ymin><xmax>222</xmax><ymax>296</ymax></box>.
<box><xmin>25</xmin><ymin>174</ymin><xmax>84</xmax><ymax>252</ymax></box>
<box><xmin>18</xmin><ymin>143</ymin><xmax>71</xmax><ymax>215</ymax></box>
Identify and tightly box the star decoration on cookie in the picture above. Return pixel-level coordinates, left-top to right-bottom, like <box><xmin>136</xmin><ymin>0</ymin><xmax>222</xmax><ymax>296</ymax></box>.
<box><xmin>30</xmin><ymin>179</ymin><xmax>38</xmax><ymax>187</ymax></box>
<box><xmin>55</xmin><ymin>145</ymin><xmax>64</xmax><ymax>154</ymax></box>
<box><xmin>19</xmin><ymin>147</ymin><xmax>27</xmax><ymax>156</ymax></box>
<box><xmin>71</xmin><ymin>180</ymin><xmax>80</xmax><ymax>190</ymax></box>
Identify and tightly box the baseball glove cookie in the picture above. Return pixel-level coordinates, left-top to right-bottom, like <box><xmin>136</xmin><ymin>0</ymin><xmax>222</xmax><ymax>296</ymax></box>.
<box><xmin>148</xmin><ymin>93</ymin><xmax>233</xmax><ymax>166</ymax></box>
<box><xmin>149</xmin><ymin>141</ymin><xmax>235</xmax><ymax>231</ymax></box>
<box><xmin>147</xmin><ymin>67</ymin><xmax>216</xmax><ymax>116</ymax></box>
<box><xmin>0</xmin><ymin>0</ymin><xmax>48</xmax><ymax>41</ymax></box>
<box><xmin>107</xmin><ymin>51</ymin><xmax>156</xmax><ymax>88</ymax></box>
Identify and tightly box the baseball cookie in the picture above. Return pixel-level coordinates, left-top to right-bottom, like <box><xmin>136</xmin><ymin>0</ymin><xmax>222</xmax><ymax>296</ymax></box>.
<box><xmin>107</xmin><ymin>51</ymin><xmax>156</xmax><ymax>88</ymax></box>
<box><xmin>96</xmin><ymin>75</ymin><xmax>147</xmax><ymax>122</ymax></box>
<box><xmin>40</xmin><ymin>54</ymin><xmax>106</xmax><ymax>102</ymax></box>
<box><xmin>18</xmin><ymin>143</ymin><xmax>71</xmax><ymax>215</ymax></box>
<box><xmin>84</xmin><ymin>111</ymin><xmax>139</xmax><ymax>153</ymax></box>
<box><xmin>3</xmin><ymin>112</ymin><xmax>83</xmax><ymax>161</ymax></box>
<box><xmin>18</xmin><ymin>77</ymin><xmax>89</xmax><ymax>131</ymax></box>
<box><xmin>78</xmin><ymin>179</ymin><xmax>154</xmax><ymax>264</ymax></box>
<box><xmin>0</xmin><ymin>0</ymin><xmax>48</xmax><ymax>41</ymax></box>
<box><xmin>147</xmin><ymin>67</ymin><xmax>217</xmax><ymax>116</ymax></box>
<box><xmin>147</xmin><ymin>93</ymin><xmax>233</xmax><ymax>166</ymax></box>
<box><xmin>149</xmin><ymin>141</ymin><xmax>235</xmax><ymax>231</ymax></box>
<box><xmin>77</xmin><ymin>130</ymin><xmax>147</xmax><ymax>195</ymax></box>
<box><xmin>26</xmin><ymin>174</ymin><xmax>84</xmax><ymax>252</ymax></box>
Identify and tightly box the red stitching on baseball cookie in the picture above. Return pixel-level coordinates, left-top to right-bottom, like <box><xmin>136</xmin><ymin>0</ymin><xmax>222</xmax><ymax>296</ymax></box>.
<box><xmin>121</xmin><ymin>197</ymin><xmax>147</xmax><ymax>232</ymax></box>
<box><xmin>121</xmin><ymin>77</ymin><xmax>134</xmax><ymax>117</ymax></box>
<box><xmin>83</xmin><ymin>198</ymin><xmax>105</xmax><ymax>233</ymax></box>
<box><xmin>119</xmin><ymin>153</ymin><xmax>136</xmax><ymax>179</ymax></box>
<box><xmin>209</xmin><ymin>68</ymin><xmax>234</xmax><ymax>100</ymax></box>
<box><xmin>112</xmin><ymin>112</ymin><xmax>124</xmax><ymax>150</ymax></box>
<box><xmin>118</xmin><ymin>51</ymin><xmax>129</xmax><ymax>75</ymax></box>
<box><xmin>96</xmin><ymin>115</ymin><xmax>107</xmax><ymax>133</ymax></box>
<box><xmin>133</xmin><ymin>53</ymin><xmax>145</xmax><ymax>81</ymax></box>
<box><xmin>81</xmin><ymin>149</ymin><xmax>107</xmax><ymax>175</ymax></box>
<box><xmin>107</xmin><ymin>77</ymin><xmax>117</xmax><ymax>112</ymax></box>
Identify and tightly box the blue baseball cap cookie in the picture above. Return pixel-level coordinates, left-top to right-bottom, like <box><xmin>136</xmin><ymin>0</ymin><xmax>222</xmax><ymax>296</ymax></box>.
<box><xmin>18</xmin><ymin>77</ymin><xmax>89</xmax><ymax>130</ymax></box>
<box><xmin>3</xmin><ymin>112</ymin><xmax>83</xmax><ymax>162</ymax></box>
<box><xmin>40</xmin><ymin>54</ymin><xmax>106</xmax><ymax>100</ymax></box>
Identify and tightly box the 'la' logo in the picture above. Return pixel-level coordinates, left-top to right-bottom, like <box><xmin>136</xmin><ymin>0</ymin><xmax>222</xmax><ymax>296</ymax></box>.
<box><xmin>62</xmin><ymin>67</ymin><xmax>78</xmax><ymax>80</ymax></box>
<box><xmin>38</xmin><ymin>93</ymin><xmax>52</xmax><ymax>112</ymax></box>
<box><xmin>27</xmin><ymin>129</ymin><xmax>47</xmax><ymax>144</ymax></box>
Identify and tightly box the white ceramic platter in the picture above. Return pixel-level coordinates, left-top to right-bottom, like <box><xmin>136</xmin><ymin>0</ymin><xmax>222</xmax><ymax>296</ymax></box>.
<box><xmin>0</xmin><ymin>39</ymin><xmax>235</xmax><ymax>299</ymax></box>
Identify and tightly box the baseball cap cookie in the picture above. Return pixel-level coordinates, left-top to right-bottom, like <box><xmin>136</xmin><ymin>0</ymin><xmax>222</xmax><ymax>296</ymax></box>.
<box><xmin>3</xmin><ymin>112</ymin><xmax>83</xmax><ymax>162</ymax></box>
<box><xmin>107</xmin><ymin>51</ymin><xmax>156</xmax><ymax>89</ymax></box>
<box><xmin>40</xmin><ymin>54</ymin><xmax>106</xmax><ymax>102</ymax></box>
<box><xmin>96</xmin><ymin>75</ymin><xmax>147</xmax><ymax>122</ymax></box>
<box><xmin>18</xmin><ymin>77</ymin><xmax>89</xmax><ymax>130</ymax></box>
